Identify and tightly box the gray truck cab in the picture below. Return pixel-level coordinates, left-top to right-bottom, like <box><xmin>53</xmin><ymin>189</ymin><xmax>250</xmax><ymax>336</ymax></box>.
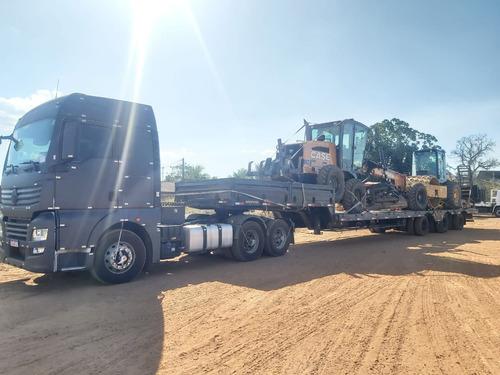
<box><xmin>0</xmin><ymin>94</ymin><xmax>162</xmax><ymax>282</ymax></box>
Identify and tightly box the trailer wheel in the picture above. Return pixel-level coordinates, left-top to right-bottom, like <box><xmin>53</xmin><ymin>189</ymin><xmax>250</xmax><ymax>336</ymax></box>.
<box><xmin>91</xmin><ymin>229</ymin><xmax>146</xmax><ymax>284</ymax></box>
<box><xmin>444</xmin><ymin>181</ymin><xmax>461</xmax><ymax>209</ymax></box>
<box><xmin>435</xmin><ymin>215</ymin><xmax>449</xmax><ymax>233</ymax></box>
<box><xmin>494</xmin><ymin>207</ymin><xmax>500</xmax><ymax>218</ymax></box>
<box><xmin>316</xmin><ymin>165</ymin><xmax>345</xmax><ymax>203</ymax></box>
<box><xmin>231</xmin><ymin>221</ymin><xmax>264</xmax><ymax>262</ymax></box>
<box><xmin>341</xmin><ymin>178</ymin><xmax>366</xmax><ymax>214</ymax></box>
<box><xmin>414</xmin><ymin>216</ymin><xmax>429</xmax><ymax>236</ymax></box>
<box><xmin>407</xmin><ymin>183</ymin><xmax>428</xmax><ymax>211</ymax></box>
<box><xmin>451</xmin><ymin>214</ymin><xmax>464</xmax><ymax>230</ymax></box>
<box><xmin>369</xmin><ymin>227</ymin><xmax>386</xmax><ymax>234</ymax></box>
<box><xmin>264</xmin><ymin>219</ymin><xmax>292</xmax><ymax>257</ymax></box>
<box><xmin>406</xmin><ymin>218</ymin><xmax>415</xmax><ymax>235</ymax></box>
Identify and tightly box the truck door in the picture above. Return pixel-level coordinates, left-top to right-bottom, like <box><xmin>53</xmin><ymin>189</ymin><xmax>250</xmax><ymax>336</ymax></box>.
<box><xmin>117</xmin><ymin>124</ymin><xmax>156</xmax><ymax>208</ymax></box>
<box><xmin>55</xmin><ymin>120</ymin><xmax>120</xmax><ymax>210</ymax></box>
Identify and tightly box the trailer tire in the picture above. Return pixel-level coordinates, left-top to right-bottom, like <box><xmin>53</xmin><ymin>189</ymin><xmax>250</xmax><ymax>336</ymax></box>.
<box><xmin>316</xmin><ymin>165</ymin><xmax>345</xmax><ymax>203</ymax></box>
<box><xmin>451</xmin><ymin>214</ymin><xmax>464</xmax><ymax>230</ymax></box>
<box><xmin>369</xmin><ymin>227</ymin><xmax>386</xmax><ymax>234</ymax></box>
<box><xmin>435</xmin><ymin>215</ymin><xmax>449</xmax><ymax>233</ymax></box>
<box><xmin>407</xmin><ymin>183</ymin><xmax>428</xmax><ymax>211</ymax></box>
<box><xmin>414</xmin><ymin>216</ymin><xmax>429</xmax><ymax>236</ymax></box>
<box><xmin>91</xmin><ymin>229</ymin><xmax>146</xmax><ymax>284</ymax></box>
<box><xmin>264</xmin><ymin>219</ymin><xmax>291</xmax><ymax>257</ymax></box>
<box><xmin>406</xmin><ymin>218</ymin><xmax>415</xmax><ymax>235</ymax></box>
<box><xmin>494</xmin><ymin>207</ymin><xmax>500</xmax><ymax>218</ymax></box>
<box><xmin>231</xmin><ymin>221</ymin><xmax>265</xmax><ymax>262</ymax></box>
<box><xmin>444</xmin><ymin>181</ymin><xmax>461</xmax><ymax>209</ymax></box>
<box><xmin>341</xmin><ymin>178</ymin><xmax>366</xmax><ymax>214</ymax></box>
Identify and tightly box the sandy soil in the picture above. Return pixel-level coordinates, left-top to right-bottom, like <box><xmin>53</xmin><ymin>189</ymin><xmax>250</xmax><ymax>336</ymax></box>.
<box><xmin>0</xmin><ymin>215</ymin><xmax>499</xmax><ymax>375</ymax></box>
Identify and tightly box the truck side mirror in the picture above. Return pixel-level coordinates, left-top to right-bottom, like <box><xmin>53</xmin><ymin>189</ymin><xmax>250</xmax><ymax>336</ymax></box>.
<box><xmin>61</xmin><ymin>122</ymin><xmax>78</xmax><ymax>160</ymax></box>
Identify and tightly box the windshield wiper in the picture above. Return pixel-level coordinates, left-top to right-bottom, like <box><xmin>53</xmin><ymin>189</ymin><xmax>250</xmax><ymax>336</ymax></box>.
<box><xmin>4</xmin><ymin>164</ymin><xmax>18</xmax><ymax>175</ymax></box>
<box><xmin>20</xmin><ymin>160</ymin><xmax>40</xmax><ymax>172</ymax></box>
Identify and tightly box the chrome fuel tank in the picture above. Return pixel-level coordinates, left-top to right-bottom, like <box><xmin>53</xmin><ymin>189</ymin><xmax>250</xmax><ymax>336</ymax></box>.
<box><xmin>182</xmin><ymin>224</ymin><xmax>233</xmax><ymax>252</ymax></box>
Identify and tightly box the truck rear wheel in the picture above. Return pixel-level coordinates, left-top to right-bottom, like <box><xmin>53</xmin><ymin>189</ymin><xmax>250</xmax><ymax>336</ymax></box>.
<box><xmin>407</xmin><ymin>183</ymin><xmax>428</xmax><ymax>211</ymax></box>
<box><xmin>341</xmin><ymin>178</ymin><xmax>366</xmax><ymax>214</ymax></box>
<box><xmin>414</xmin><ymin>216</ymin><xmax>429</xmax><ymax>236</ymax></box>
<box><xmin>264</xmin><ymin>219</ymin><xmax>292</xmax><ymax>256</ymax></box>
<box><xmin>231</xmin><ymin>221</ymin><xmax>264</xmax><ymax>261</ymax></box>
<box><xmin>316</xmin><ymin>165</ymin><xmax>345</xmax><ymax>203</ymax></box>
<box><xmin>91</xmin><ymin>229</ymin><xmax>146</xmax><ymax>284</ymax></box>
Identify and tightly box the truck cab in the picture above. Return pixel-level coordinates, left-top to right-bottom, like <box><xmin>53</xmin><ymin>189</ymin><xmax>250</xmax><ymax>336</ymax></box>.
<box><xmin>0</xmin><ymin>94</ymin><xmax>162</xmax><ymax>282</ymax></box>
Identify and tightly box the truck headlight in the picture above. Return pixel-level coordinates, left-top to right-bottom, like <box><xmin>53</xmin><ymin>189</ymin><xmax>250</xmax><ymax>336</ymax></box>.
<box><xmin>32</xmin><ymin>228</ymin><xmax>48</xmax><ymax>241</ymax></box>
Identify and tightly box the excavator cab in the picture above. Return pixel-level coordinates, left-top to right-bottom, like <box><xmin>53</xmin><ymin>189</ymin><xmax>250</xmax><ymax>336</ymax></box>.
<box><xmin>412</xmin><ymin>149</ymin><xmax>447</xmax><ymax>184</ymax></box>
<box><xmin>305</xmin><ymin>119</ymin><xmax>369</xmax><ymax>178</ymax></box>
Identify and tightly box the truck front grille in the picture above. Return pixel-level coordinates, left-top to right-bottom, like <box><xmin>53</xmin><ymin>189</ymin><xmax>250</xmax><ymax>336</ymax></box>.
<box><xmin>5</xmin><ymin>219</ymin><xmax>30</xmax><ymax>241</ymax></box>
<box><xmin>1</xmin><ymin>186</ymin><xmax>43</xmax><ymax>207</ymax></box>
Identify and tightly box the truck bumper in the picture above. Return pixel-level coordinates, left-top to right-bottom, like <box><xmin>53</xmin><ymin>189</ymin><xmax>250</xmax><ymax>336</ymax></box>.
<box><xmin>0</xmin><ymin>212</ymin><xmax>57</xmax><ymax>273</ymax></box>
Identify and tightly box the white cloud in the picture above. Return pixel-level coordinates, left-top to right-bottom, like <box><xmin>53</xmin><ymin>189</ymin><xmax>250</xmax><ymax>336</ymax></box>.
<box><xmin>0</xmin><ymin>90</ymin><xmax>57</xmax><ymax>113</ymax></box>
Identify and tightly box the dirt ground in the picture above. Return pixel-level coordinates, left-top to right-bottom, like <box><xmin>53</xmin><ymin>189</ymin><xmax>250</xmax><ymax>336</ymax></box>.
<box><xmin>0</xmin><ymin>215</ymin><xmax>499</xmax><ymax>375</ymax></box>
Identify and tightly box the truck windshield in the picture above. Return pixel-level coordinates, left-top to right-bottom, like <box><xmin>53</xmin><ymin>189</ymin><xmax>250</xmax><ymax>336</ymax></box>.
<box><xmin>4</xmin><ymin>117</ymin><xmax>55</xmax><ymax>172</ymax></box>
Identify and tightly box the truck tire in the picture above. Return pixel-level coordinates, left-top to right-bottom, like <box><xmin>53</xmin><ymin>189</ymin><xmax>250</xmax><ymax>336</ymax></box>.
<box><xmin>369</xmin><ymin>227</ymin><xmax>386</xmax><ymax>234</ymax></box>
<box><xmin>264</xmin><ymin>219</ymin><xmax>292</xmax><ymax>257</ymax></box>
<box><xmin>223</xmin><ymin>247</ymin><xmax>235</xmax><ymax>260</ymax></box>
<box><xmin>91</xmin><ymin>229</ymin><xmax>146</xmax><ymax>284</ymax></box>
<box><xmin>435</xmin><ymin>214</ymin><xmax>449</xmax><ymax>233</ymax></box>
<box><xmin>451</xmin><ymin>214</ymin><xmax>464</xmax><ymax>230</ymax></box>
<box><xmin>444</xmin><ymin>181</ymin><xmax>461</xmax><ymax>209</ymax></box>
<box><xmin>407</xmin><ymin>183</ymin><xmax>428</xmax><ymax>211</ymax></box>
<box><xmin>341</xmin><ymin>178</ymin><xmax>366</xmax><ymax>214</ymax></box>
<box><xmin>316</xmin><ymin>165</ymin><xmax>345</xmax><ymax>203</ymax></box>
<box><xmin>494</xmin><ymin>207</ymin><xmax>500</xmax><ymax>218</ymax></box>
<box><xmin>231</xmin><ymin>221</ymin><xmax>265</xmax><ymax>261</ymax></box>
<box><xmin>406</xmin><ymin>218</ymin><xmax>415</xmax><ymax>235</ymax></box>
<box><xmin>414</xmin><ymin>216</ymin><xmax>429</xmax><ymax>236</ymax></box>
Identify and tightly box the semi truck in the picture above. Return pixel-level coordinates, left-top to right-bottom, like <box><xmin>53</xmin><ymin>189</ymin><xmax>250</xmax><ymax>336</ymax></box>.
<box><xmin>0</xmin><ymin>94</ymin><xmax>475</xmax><ymax>284</ymax></box>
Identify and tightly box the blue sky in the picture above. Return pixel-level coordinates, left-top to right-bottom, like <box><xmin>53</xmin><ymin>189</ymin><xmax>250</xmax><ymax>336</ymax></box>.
<box><xmin>1</xmin><ymin>0</ymin><xmax>499</xmax><ymax>178</ymax></box>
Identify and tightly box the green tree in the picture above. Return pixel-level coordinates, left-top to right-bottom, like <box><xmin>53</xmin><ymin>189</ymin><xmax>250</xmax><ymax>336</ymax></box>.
<box><xmin>164</xmin><ymin>162</ymin><xmax>211</xmax><ymax>182</ymax></box>
<box><xmin>230</xmin><ymin>168</ymin><xmax>250</xmax><ymax>179</ymax></box>
<box><xmin>364</xmin><ymin>118</ymin><xmax>440</xmax><ymax>173</ymax></box>
<box><xmin>451</xmin><ymin>133</ymin><xmax>498</xmax><ymax>185</ymax></box>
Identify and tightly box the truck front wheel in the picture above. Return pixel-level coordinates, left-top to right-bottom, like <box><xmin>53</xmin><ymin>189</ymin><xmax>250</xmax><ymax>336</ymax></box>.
<box><xmin>91</xmin><ymin>229</ymin><xmax>146</xmax><ymax>284</ymax></box>
<box><xmin>494</xmin><ymin>207</ymin><xmax>500</xmax><ymax>218</ymax></box>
